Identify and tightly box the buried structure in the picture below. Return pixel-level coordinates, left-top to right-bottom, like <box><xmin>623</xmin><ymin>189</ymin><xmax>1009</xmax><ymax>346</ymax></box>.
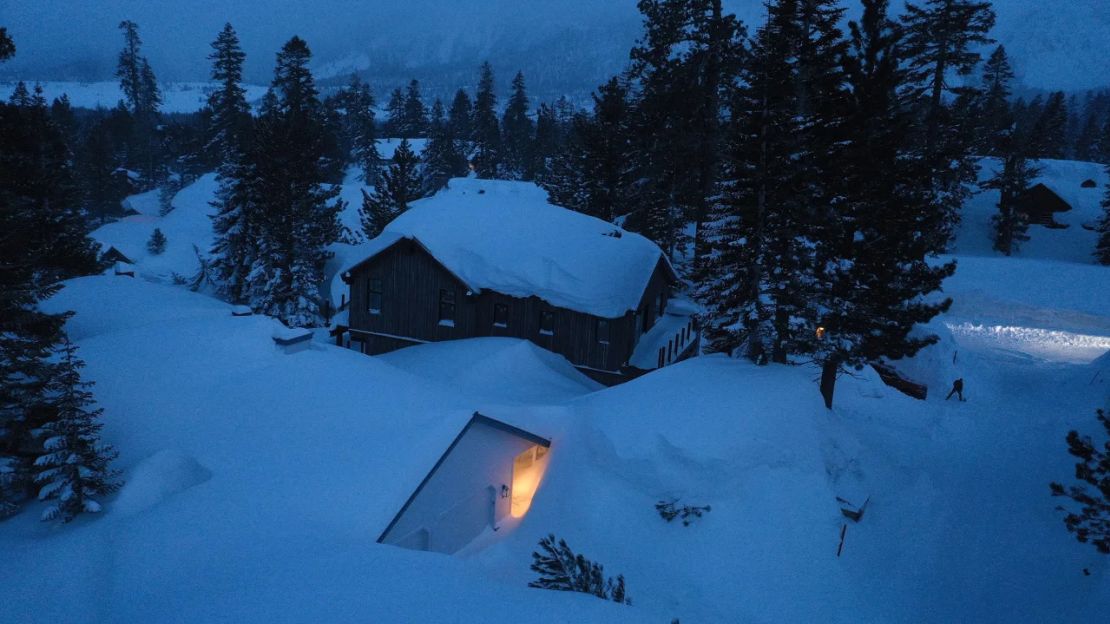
<box><xmin>378</xmin><ymin>412</ymin><xmax>552</xmax><ymax>555</ymax></box>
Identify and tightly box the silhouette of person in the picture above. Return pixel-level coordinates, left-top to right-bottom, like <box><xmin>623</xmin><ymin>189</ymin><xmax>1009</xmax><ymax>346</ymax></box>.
<box><xmin>945</xmin><ymin>378</ymin><xmax>965</xmax><ymax>401</ymax></box>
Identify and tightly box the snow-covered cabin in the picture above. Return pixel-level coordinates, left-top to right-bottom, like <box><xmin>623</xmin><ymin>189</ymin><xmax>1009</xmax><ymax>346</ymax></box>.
<box><xmin>378</xmin><ymin>412</ymin><xmax>551</xmax><ymax>554</ymax></box>
<box><xmin>336</xmin><ymin>179</ymin><xmax>697</xmax><ymax>384</ymax></box>
<box><xmin>1017</xmin><ymin>182</ymin><xmax>1072</xmax><ymax>228</ymax></box>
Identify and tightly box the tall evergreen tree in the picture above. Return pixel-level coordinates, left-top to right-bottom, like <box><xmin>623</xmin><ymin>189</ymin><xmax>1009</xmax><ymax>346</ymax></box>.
<box><xmin>325</xmin><ymin>75</ymin><xmax>379</xmax><ymax>183</ymax></box>
<box><xmin>985</xmin><ymin>138</ymin><xmax>1038</xmax><ymax>257</ymax></box>
<box><xmin>401</xmin><ymin>79</ymin><xmax>427</xmax><ymax>138</ymax></box>
<box><xmin>115</xmin><ymin>20</ymin><xmax>163</xmax><ymax>186</ymax></box>
<box><xmin>1029</xmin><ymin>91</ymin><xmax>1069</xmax><ymax>159</ymax></box>
<box><xmin>361</xmin><ymin>139</ymin><xmax>422</xmax><ymax>238</ymax></box>
<box><xmin>207</xmin><ymin>23</ymin><xmax>257</xmax><ymax>304</ymax></box>
<box><xmin>448</xmin><ymin>88</ymin><xmax>474</xmax><ymax>149</ymax></box>
<box><xmin>245</xmin><ymin>36</ymin><xmax>343</xmax><ymax>326</ymax></box>
<box><xmin>901</xmin><ymin>0</ymin><xmax>996</xmax><ymax>248</ymax></box>
<box><xmin>978</xmin><ymin>45</ymin><xmax>1014</xmax><ymax>155</ymax></box>
<box><xmin>471</xmin><ymin>62</ymin><xmax>502</xmax><ymax>178</ymax></box>
<box><xmin>32</xmin><ymin>337</ymin><xmax>121</xmax><ymax>523</ymax></box>
<box><xmin>812</xmin><ymin>0</ymin><xmax>955</xmax><ymax>408</ymax></box>
<box><xmin>0</xmin><ymin>27</ymin><xmax>14</xmax><ymax>61</ymax></box>
<box><xmin>500</xmin><ymin>71</ymin><xmax>534</xmax><ymax>179</ymax></box>
<box><xmin>386</xmin><ymin>87</ymin><xmax>405</xmax><ymax>137</ymax></box>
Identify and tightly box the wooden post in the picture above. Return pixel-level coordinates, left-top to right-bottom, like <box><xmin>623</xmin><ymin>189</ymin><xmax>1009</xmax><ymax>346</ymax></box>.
<box><xmin>836</xmin><ymin>524</ymin><xmax>847</xmax><ymax>557</ymax></box>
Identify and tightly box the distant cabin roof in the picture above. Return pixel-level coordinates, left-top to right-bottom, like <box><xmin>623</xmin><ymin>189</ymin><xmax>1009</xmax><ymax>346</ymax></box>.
<box><xmin>339</xmin><ymin>178</ymin><xmax>675</xmax><ymax>319</ymax></box>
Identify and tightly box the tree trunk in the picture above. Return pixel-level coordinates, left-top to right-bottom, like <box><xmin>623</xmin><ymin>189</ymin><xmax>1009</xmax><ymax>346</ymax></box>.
<box><xmin>820</xmin><ymin>359</ymin><xmax>839</xmax><ymax>410</ymax></box>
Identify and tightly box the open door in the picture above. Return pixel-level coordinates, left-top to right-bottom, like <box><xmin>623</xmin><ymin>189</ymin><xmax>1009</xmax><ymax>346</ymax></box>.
<box><xmin>511</xmin><ymin>444</ymin><xmax>550</xmax><ymax>518</ymax></box>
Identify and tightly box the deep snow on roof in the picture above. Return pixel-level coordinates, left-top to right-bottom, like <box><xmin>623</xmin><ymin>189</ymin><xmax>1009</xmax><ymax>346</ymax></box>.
<box><xmin>340</xmin><ymin>178</ymin><xmax>672</xmax><ymax>318</ymax></box>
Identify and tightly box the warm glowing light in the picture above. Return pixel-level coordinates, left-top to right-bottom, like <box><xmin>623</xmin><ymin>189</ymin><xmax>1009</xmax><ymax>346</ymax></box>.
<box><xmin>816</xmin><ymin>326</ymin><xmax>826</xmax><ymax>340</ymax></box>
<box><xmin>510</xmin><ymin>445</ymin><xmax>550</xmax><ymax>518</ymax></box>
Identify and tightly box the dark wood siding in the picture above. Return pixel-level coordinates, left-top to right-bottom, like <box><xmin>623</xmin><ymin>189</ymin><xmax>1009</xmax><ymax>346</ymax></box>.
<box><xmin>346</xmin><ymin>240</ymin><xmax>674</xmax><ymax>374</ymax></box>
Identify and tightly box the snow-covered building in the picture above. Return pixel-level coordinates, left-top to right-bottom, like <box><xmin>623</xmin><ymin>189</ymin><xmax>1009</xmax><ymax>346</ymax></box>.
<box><xmin>1017</xmin><ymin>182</ymin><xmax>1073</xmax><ymax>228</ymax></box>
<box><xmin>378</xmin><ymin>412</ymin><xmax>551</xmax><ymax>554</ymax></box>
<box><xmin>336</xmin><ymin>179</ymin><xmax>698</xmax><ymax>384</ymax></box>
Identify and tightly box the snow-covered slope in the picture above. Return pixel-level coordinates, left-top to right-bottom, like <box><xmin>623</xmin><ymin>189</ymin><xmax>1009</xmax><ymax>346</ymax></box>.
<box><xmin>954</xmin><ymin>158</ymin><xmax>1108</xmax><ymax>265</ymax></box>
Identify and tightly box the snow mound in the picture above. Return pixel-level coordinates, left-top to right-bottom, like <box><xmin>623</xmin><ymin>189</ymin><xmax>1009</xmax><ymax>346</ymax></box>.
<box><xmin>113</xmin><ymin>450</ymin><xmax>212</xmax><ymax>517</ymax></box>
<box><xmin>379</xmin><ymin>337</ymin><xmax>602</xmax><ymax>403</ymax></box>
<box><xmin>90</xmin><ymin>173</ymin><xmax>220</xmax><ymax>282</ymax></box>
<box><xmin>338</xmin><ymin>178</ymin><xmax>672</xmax><ymax>318</ymax></box>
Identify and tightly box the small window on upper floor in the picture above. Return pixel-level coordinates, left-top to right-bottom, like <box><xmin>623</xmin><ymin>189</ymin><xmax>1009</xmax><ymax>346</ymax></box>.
<box><xmin>367</xmin><ymin>277</ymin><xmax>383</xmax><ymax>315</ymax></box>
<box><xmin>439</xmin><ymin>288</ymin><xmax>456</xmax><ymax>326</ymax></box>
<box><xmin>597</xmin><ymin>319</ymin><xmax>610</xmax><ymax>344</ymax></box>
<box><xmin>539</xmin><ymin>309</ymin><xmax>554</xmax><ymax>336</ymax></box>
<box><xmin>493</xmin><ymin>302</ymin><xmax>509</xmax><ymax>328</ymax></box>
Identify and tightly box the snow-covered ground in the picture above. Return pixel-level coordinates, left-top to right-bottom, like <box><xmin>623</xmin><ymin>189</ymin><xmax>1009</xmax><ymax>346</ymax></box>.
<box><xmin>5</xmin><ymin>160</ymin><xmax>1108</xmax><ymax>622</ymax></box>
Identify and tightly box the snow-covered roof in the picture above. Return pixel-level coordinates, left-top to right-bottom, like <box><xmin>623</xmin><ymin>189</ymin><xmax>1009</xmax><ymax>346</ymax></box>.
<box><xmin>339</xmin><ymin>178</ymin><xmax>674</xmax><ymax>318</ymax></box>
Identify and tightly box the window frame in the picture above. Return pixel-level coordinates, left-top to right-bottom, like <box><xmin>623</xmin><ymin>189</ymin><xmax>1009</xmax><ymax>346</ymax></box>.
<box><xmin>438</xmin><ymin>288</ymin><xmax>456</xmax><ymax>326</ymax></box>
<box><xmin>596</xmin><ymin>318</ymin><xmax>610</xmax><ymax>345</ymax></box>
<box><xmin>493</xmin><ymin>302</ymin><xmax>509</xmax><ymax>328</ymax></box>
<box><xmin>539</xmin><ymin>309</ymin><xmax>555</xmax><ymax>336</ymax></box>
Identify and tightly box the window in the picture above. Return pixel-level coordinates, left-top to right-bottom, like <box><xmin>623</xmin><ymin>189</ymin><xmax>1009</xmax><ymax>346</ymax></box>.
<box><xmin>493</xmin><ymin>302</ymin><xmax>509</xmax><ymax>328</ymax></box>
<box><xmin>438</xmin><ymin>288</ymin><xmax>456</xmax><ymax>326</ymax></box>
<box><xmin>597</xmin><ymin>319</ymin><xmax>610</xmax><ymax>344</ymax></box>
<box><xmin>539</xmin><ymin>309</ymin><xmax>554</xmax><ymax>336</ymax></box>
<box><xmin>658</xmin><ymin>290</ymin><xmax>667</xmax><ymax>317</ymax></box>
<box><xmin>367</xmin><ymin>278</ymin><xmax>383</xmax><ymax>314</ymax></box>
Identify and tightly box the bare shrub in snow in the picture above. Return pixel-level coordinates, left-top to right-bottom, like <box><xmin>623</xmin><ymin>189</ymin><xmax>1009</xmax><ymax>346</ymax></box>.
<box><xmin>656</xmin><ymin>498</ymin><xmax>711</xmax><ymax>526</ymax></box>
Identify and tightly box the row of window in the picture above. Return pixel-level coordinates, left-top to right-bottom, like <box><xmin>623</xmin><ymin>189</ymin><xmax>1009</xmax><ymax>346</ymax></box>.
<box><xmin>367</xmin><ymin>277</ymin><xmax>610</xmax><ymax>343</ymax></box>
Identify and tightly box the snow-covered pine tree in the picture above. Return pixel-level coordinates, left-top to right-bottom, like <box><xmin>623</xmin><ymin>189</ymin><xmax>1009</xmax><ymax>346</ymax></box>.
<box><xmin>696</xmin><ymin>0</ymin><xmax>810</xmax><ymax>361</ymax></box>
<box><xmin>528</xmin><ymin>534</ymin><xmax>631</xmax><ymax>604</ymax></box>
<box><xmin>1075</xmin><ymin>112</ymin><xmax>1103</xmax><ymax>163</ymax></box>
<box><xmin>207</xmin><ymin>23</ymin><xmax>257</xmax><ymax>304</ymax></box>
<box><xmin>0</xmin><ymin>27</ymin><xmax>13</xmax><ymax>61</ymax></box>
<box><xmin>245</xmin><ymin>36</ymin><xmax>343</xmax><ymax>327</ymax></box>
<box><xmin>1050</xmin><ymin>409</ymin><xmax>1110</xmax><ymax>554</ymax></box>
<box><xmin>401</xmin><ymin>79</ymin><xmax>427</xmax><ymax>139</ymax></box>
<box><xmin>530</xmin><ymin>102</ymin><xmax>563</xmax><ymax>181</ymax></box>
<box><xmin>471</xmin><ymin>62</ymin><xmax>502</xmax><ymax>178</ymax></box>
<box><xmin>361</xmin><ymin>138</ymin><xmax>422</xmax><ymax>238</ymax></box>
<box><xmin>900</xmin><ymin>0</ymin><xmax>996</xmax><ymax>249</ymax></box>
<box><xmin>420</xmin><ymin>99</ymin><xmax>467</xmax><ymax>195</ymax></box>
<box><xmin>1096</xmin><ymin>171</ymin><xmax>1110</xmax><ymax>265</ymax></box>
<box><xmin>811</xmin><ymin>0</ymin><xmax>956</xmax><ymax>408</ymax></box>
<box><xmin>33</xmin><ymin>336</ymin><xmax>120</xmax><ymax>523</ymax></box>
<box><xmin>147</xmin><ymin>228</ymin><xmax>167</xmax><ymax>255</ymax></box>
<box><xmin>448</xmin><ymin>88</ymin><xmax>473</xmax><ymax>150</ymax></box>
<box><xmin>985</xmin><ymin>135</ymin><xmax>1039</xmax><ymax>257</ymax></box>
<box><xmin>386</xmin><ymin>87</ymin><xmax>405</xmax><ymax>138</ymax></box>
<box><xmin>0</xmin><ymin>54</ymin><xmax>100</xmax><ymax>516</ymax></box>
<box><xmin>500</xmin><ymin>71</ymin><xmax>534</xmax><ymax>180</ymax></box>
<box><xmin>539</xmin><ymin>113</ymin><xmax>591</xmax><ymax>215</ymax></box>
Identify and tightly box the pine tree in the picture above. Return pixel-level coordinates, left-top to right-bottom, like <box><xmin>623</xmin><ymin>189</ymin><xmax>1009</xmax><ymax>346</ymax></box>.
<box><xmin>147</xmin><ymin>228</ymin><xmax>167</xmax><ymax>255</ymax></box>
<box><xmin>1029</xmin><ymin>91</ymin><xmax>1069</xmax><ymax>159</ymax></box>
<box><xmin>206</xmin><ymin>23</ymin><xmax>251</xmax><ymax>161</ymax></box>
<box><xmin>325</xmin><ymin>75</ymin><xmax>379</xmax><ymax>184</ymax></box>
<box><xmin>901</xmin><ymin>0</ymin><xmax>996</xmax><ymax>249</ymax></box>
<box><xmin>472</xmin><ymin>62</ymin><xmax>501</xmax><ymax>178</ymax></box>
<box><xmin>985</xmin><ymin>139</ymin><xmax>1038</xmax><ymax>257</ymax></box>
<box><xmin>386</xmin><ymin>87</ymin><xmax>405</xmax><ymax>137</ymax></box>
<box><xmin>812</xmin><ymin>0</ymin><xmax>955</xmax><ymax>408</ymax></box>
<box><xmin>207</xmin><ymin>24</ymin><xmax>257</xmax><ymax>305</ymax></box>
<box><xmin>401</xmin><ymin>79</ymin><xmax>427</xmax><ymax>139</ymax></box>
<box><xmin>448</xmin><ymin>89</ymin><xmax>474</xmax><ymax>149</ymax></box>
<box><xmin>361</xmin><ymin>139</ymin><xmax>422</xmax><ymax>237</ymax></box>
<box><xmin>500</xmin><ymin>71</ymin><xmax>534</xmax><ymax>179</ymax></box>
<box><xmin>528</xmin><ymin>534</ymin><xmax>631</xmax><ymax>605</ymax></box>
<box><xmin>1075</xmin><ymin>112</ymin><xmax>1102</xmax><ymax>163</ymax></box>
<box><xmin>0</xmin><ymin>27</ymin><xmax>14</xmax><ymax>61</ymax></box>
<box><xmin>1050</xmin><ymin>409</ymin><xmax>1110</xmax><ymax>554</ymax></box>
<box><xmin>246</xmin><ymin>36</ymin><xmax>343</xmax><ymax>326</ymax></box>
<box><xmin>115</xmin><ymin>21</ymin><xmax>163</xmax><ymax>187</ymax></box>
<box><xmin>33</xmin><ymin>337</ymin><xmax>121</xmax><ymax>523</ymax></box>
<box><xmin>979</xmin><ymin>45</ymin><xmax>1014</xmax><ymax>155</ymax></box>
<box><xmin>420</xmin><ymin>99</ymin><xmax>467</xmax><ymax>194</ymax></box>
